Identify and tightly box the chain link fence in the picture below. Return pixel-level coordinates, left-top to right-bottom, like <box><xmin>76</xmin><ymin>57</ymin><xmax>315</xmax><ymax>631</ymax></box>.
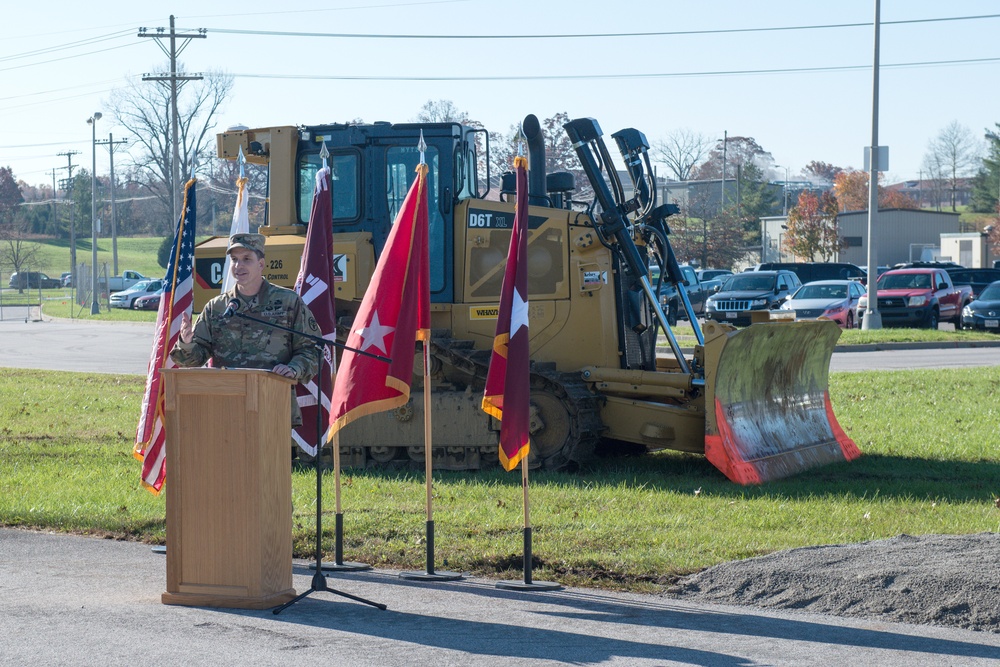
<box><xmin>0</xmin><ymin>261</ymin><xmax>109</xmax><ymax>321</ymax></box>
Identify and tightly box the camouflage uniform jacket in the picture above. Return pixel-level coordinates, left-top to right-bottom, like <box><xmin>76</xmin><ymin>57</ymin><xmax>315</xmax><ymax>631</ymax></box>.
<box><xmin>170</xmin><ymin>280</ymin><xmax>322</xmax><ymax>426</ymax></box>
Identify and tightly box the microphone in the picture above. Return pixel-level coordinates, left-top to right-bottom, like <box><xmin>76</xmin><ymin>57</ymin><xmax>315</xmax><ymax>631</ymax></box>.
<box><xmin>222</xmin><ymin>298</ymin><xmax>241</xmax><ymax>320</ymax></box>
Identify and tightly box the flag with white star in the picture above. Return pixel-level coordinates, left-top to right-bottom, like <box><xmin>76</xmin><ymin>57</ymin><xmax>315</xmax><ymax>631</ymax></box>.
<box><xmin>134</xmin><ymin>177</ymin><xmax>197</xmax><ymax>494</ymax></box>
<box><xmin>328</xmin><ymin>163</ymin><xmax>430</xmax><ymax>436</ymax></box>
<box><xmin>482</xmin><ymin>155</ymin><xmax>531</xmax><ymax>471</ymax></box>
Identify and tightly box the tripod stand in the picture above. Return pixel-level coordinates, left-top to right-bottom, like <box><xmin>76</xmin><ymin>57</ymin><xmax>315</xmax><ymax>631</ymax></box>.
<box><xmin>225</xmin><ymin>309</ymin><xmax>387</xmax><ymax>613</ymax></box>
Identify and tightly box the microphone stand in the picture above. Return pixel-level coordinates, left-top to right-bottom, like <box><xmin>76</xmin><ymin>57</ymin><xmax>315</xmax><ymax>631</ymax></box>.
<box><xmin>224</xmin><ymin>310</ymin><xmax>388</xmax><ymax>613</ymax></box>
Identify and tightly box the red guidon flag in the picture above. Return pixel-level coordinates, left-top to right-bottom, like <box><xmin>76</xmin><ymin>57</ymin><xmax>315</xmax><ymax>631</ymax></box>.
<box><xmin>482</xmin><ymin>155</ymin><xmax>531</xmax><ymax>471</ymax></box>
<box><xmin>293</xmin><ymin>165</ymin><xmax>337</xmax><ymax>457</ymax></box>
<box><xmin>328</xmin><ymin>163</ymin><xmax>430</xmax><ymax>436</ymax></box>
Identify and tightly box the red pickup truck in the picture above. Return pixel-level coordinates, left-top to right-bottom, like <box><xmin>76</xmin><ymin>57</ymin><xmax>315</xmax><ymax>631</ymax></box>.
<box><xmin>857</xmin><ymin>268</ymin><xmax>972</xmax><ymax>329</ymax></box>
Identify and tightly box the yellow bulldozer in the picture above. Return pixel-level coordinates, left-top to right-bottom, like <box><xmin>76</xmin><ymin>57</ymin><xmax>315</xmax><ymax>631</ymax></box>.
<box><xmin>194</xmin><ymin>114</ymin><xmax>859</xmax><ymax>483</ymax></box>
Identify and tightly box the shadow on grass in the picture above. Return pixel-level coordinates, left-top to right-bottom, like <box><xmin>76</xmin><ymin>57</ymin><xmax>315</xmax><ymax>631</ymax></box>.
<box><xmin>321</xmin><ymin>450</ymin><xmax>1000</xmax><ymax>504</ymax></box>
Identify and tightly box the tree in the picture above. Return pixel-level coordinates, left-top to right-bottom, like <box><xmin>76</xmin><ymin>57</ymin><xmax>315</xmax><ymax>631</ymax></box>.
<box><xmin>414</xmin><ymin>99</ymin><xmax>470</xmax><ymax>123</ymax></box>
<box><xmin>671</xmin><ymin>187</ymin><xmax>747</xmax><ymax>269</ymax></box>
<box><xmin>0</xmin><ymin>166</ymin><xmax>38</xmax><ymax>291</ymax></box>
<box><xmin>922</xmin><ymin>121</ymin><xmax>981</xmax><ymax>211</ymax></box>
<box><xmin>652</xmin><ymin>129</ymin><xmax>712</xmax><ymax>181</ymax></box>
<box><xmin>731</xmin><ymin>161</ymin><xmax>779</xmax><ymax>243</ymax></box>
<box><xmin>109</xmin><ymin>67</ymin><xmax>234</xmax><ymax>235</ymax></box>
<box><xmin>832</xmin><ymin>170</ymin><xmax>918</xmax><ymax>211</ymax></box>
<box><xmin>488</xmin><ymin>112</ymin><xmax>592</xmax><ymax>202</ymax></box>
<box><xmin>693</xmin><ymin>136</ymin><xmax>773</xmax><ymax>180</ymax></box>
<box><xmin>971</xmin><ymin>123</ymin><xmax>1000</xmax><ymax>214</ymax></box>
<box><xmin>803</xmin><ymin>161</ymin><xmax>843</xmax><ymax>183</ymax></box>
<box><xmin>783</xmin><ymin>190</ymin><xmax>842</xmax><ymax>261</ymax></box>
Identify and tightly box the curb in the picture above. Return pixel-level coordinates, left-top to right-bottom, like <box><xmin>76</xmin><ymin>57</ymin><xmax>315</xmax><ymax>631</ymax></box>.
<box><xmin>833</xmin><ymin>339</ymin><xmax>1000</xmax><ymax>353</ymax></box>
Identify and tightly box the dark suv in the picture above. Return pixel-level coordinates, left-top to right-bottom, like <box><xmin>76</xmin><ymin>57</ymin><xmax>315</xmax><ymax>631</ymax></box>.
<box><xmin>752</xmin><ymin>262</ymin><xmax>866</xmax><ymax>284</ymax></box>
<box><xmin>705</xmin><ymin>270</ymin><xmax>802</xmax><ymax>326</ymax></box>
<box><xmin>8</xmin><ymin>271</ymin><xmax>61</xmax><ymax>289</ymax></box>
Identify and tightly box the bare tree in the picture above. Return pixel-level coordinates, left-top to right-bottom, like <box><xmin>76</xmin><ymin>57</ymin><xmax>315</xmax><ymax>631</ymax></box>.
<box><xmin>923</xmin><ymin>121</ymin><xmax>982</xmax><ymax>211</ymax></box>
<box><xmin>109</xmin><ymin>67</ymin><xmax>234</xmax><ymax>234</ymax></box>
<box><xmin>652</xmin><ymin>129</ymin><xmax>712</xmax><ymax>181</ymax></box>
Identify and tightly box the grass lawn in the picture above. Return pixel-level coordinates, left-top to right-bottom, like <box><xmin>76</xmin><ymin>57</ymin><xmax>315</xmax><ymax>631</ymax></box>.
<box><xmin>1</xmin><ymin>366</ymin><xmax>997</xmax><ymax>590</ymax></box>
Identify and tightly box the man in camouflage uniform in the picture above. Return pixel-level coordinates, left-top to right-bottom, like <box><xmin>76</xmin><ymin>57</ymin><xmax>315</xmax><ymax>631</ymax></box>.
<box><xmin>171</xmin><ymin>233</ymin><xmax>321</xmax><ymax>427</ymax></box>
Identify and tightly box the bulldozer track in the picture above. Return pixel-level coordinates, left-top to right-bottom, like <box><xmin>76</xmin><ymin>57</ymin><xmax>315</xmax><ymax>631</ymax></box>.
<box><xmin>429</xmin><ymin>333</ymin><xmax>604</xmax><ymax>471</ymax></box>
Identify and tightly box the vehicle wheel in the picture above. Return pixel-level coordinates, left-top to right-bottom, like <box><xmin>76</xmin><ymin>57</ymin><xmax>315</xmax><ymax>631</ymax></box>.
<box><xmin>667</xmin><ymin>300</ymin><xmax>678</xmax><ymax>327</ymax></box>
<box><xmin>845</xmin><ymin>311</ymin><xmax>854</xmax><ymax>329</ymax></box>
<box><xmin>925</xmin><ymin>308</ymin><xmax>939</xmax><ymax>330</ymax></box>
<box><xmin>952</xmin><ymin>303</ymin><xmax>966</xmax><ymax>326</ymax></box>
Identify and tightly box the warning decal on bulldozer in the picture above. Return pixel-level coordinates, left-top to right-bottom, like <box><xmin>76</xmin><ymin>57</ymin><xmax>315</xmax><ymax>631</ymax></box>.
<box><xmin>470</xmin><ymin>306</ymin><xmax>500</xmax><ymax>320</ymax></box>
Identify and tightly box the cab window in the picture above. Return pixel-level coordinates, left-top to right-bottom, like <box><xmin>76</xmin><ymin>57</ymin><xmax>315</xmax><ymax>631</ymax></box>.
<box><xmin>386</xmin><ymin>145</ymin><xmax>445</xmax><ymax>293</ymax></box>
<box><xmin>297</xmin><ymin>151</ymin><xmax>360</xmax><ymax>223</ymax></box>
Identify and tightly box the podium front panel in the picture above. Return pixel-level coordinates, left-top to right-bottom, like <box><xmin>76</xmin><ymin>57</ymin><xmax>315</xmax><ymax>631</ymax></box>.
<box><xmin>161</xmin><ymin>368</ymin><xmax>295</xmax><ymax>609</ymax></box>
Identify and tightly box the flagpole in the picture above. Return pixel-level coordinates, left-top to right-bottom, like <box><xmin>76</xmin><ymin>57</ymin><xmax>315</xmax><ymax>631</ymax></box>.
<box><xmin>320</xmin><ymin>354</ymin><xmax>370</xmax><ymax>572</ymax></box>
<box><xmin>401</xmin><ymin>142</ymin><xmax>461</xmax><ymax>582</ymax></box>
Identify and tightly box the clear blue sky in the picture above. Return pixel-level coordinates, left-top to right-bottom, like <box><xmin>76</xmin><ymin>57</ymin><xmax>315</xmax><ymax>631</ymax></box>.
<box><xmin>3</xmin><ymin>0</ymin><xmax>999</xmax><ymax>189</ymax></box>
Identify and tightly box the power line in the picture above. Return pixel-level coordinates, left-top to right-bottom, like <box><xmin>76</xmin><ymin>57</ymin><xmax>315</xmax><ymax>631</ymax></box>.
<box><xmin>206</xmin><ymin>12</ymin><xmax>1000</xmax><ymax>40</ymax></box>
<box><xmin>0</xmin><ymin>30</ymin><xmax>134</xmax><ymax>63</ymax></box>
<box><xmin>231</xmin><ymin>55</ymin><xmax>1000</xmax><ymax>83</ymax></box>
<box><xmin>0</xmin><ymin>41</ymin><xmax>140</xmax><ymax>74</ymax></box>
<box><xmin>186</xmin><ymin>0</ymin><xmax>470</xmax><ymax>20</ymax></box>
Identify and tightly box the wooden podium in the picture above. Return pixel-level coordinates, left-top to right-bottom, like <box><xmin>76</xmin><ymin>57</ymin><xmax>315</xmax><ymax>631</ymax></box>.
<box><xmin>160</xmin><ymin>368</ymin><xmax>296</xmax><ymax>609</ymax></box>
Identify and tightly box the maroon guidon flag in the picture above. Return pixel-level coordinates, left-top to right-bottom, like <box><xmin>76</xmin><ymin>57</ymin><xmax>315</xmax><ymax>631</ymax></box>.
<box><xmin>293</xmin><ymin>165</ymin><xmax>338</xmax><ymax>456</ymax></box>
<box><xmin>481</xmin><ymin>155</ymin><xmax>531</xmax><ymax>471</ymax></box>
<box><xmin>134</xmin><ymin>178</ymin><xmax>197</xmax><ymax>494</ymax></box>
<box><xmin>328</xmin><ymin>162</ymin><xmax>430</xmax><ymax>436</ymax></box>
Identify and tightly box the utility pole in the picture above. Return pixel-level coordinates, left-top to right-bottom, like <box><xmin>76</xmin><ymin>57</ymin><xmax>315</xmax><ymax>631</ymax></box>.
<box><xmin>58</xmin><ymin>150</ymin><xmax>81</xmax><ymax>289</ymax></box>
<box><xmin>96</xmin><ymin>134</ymin><xmax>129</xmax><ymax>276</ymax></box>
<box><xmin>48</xmin><ymin>169</ymin><xmax>58</xmax><ymax>240</ymax></box>
<box><xmin>139</xmin><ymin>16</ymin><xmax>205</xmax><ymax>228</ymax></box>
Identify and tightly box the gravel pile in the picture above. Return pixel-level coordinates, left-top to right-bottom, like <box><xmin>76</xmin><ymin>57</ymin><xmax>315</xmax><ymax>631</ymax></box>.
<box><xmin>665</xmin><ymin>533</ymin><xmax>1000</xmax><ymax>633</ymax></box>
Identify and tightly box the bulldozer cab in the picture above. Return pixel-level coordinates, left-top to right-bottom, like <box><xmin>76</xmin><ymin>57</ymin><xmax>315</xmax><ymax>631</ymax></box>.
<box><xmin>202</xmin><ymin>121</ymin><xmax>482</xmax><ymax>307</ymax></box>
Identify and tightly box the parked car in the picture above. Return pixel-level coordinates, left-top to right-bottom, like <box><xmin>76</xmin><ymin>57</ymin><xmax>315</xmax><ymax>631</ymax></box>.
<box><xmin>960</xmin><ymin>280</ymin><xmax>1000</xmax><ymax>332</ymax></box>
<box><xmin>101</xmin><ymin>269</ymin><xmax>148</xmax><ymax>293</ymax></box>
<box><xmin>109</xmin><ymin>279</ymin><xmax>164</xmax><ymax>309</ymax></box>
<box><xmin>697</xmin><ymin>268</ymin><xmax>733</xmax><ymax>282</ymax></box>
<box><xmin>858</xmin><ymin>268</ymin><xmax>972</xmax><ymax>329</ymax></box>
<box><xmin>943</xmin><ymin>268</ymin><xmax>1000</xmax><ymax>299</ymax></box>
<box><xmin>652</xmin><ymin>264</ymin><xmax>711</xmax><ymax>324</ymax></box>
<box><xmin>133</xmin><ymin>292</ymin><xmax>162</xmax><ymax>311</ymax></box>
<box><xmin>60</xmin><ymin>272</ymin><xmax>73</xmax><ymax>288</ymax></box>
<box><xmin>750</xmin><ymin>262</ymin><xmax>867</xmax><ymax>284</ymax></box>
<box><xmin>704</xmin><ymin>270</ymin><xmax>802</xmax><ymax>326</ymax></box>
<box><xmin>779</xmin><ymin>280</ymin><xmax>866</xmax><ymax>329</ymax></box>
<box><xmin>8</xmin><ymin>271</ymin><xmax>61</xmax><ymax>289</ymax></box>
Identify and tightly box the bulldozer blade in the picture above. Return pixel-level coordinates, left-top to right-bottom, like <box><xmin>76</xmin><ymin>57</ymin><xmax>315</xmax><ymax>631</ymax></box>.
<box><xmin>703</xmin><ymin>320</ymin><xmax>860</xmax><ymax>484</ymax></box>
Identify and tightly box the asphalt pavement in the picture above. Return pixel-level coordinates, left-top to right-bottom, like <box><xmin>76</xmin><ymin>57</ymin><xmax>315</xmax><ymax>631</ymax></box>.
<box><xmin>3</xmin><ymin>528</ymin><xmax>999</xmax><ymax>667</ymax></box>
<box><xmin>3</xmin><ymin>318</ymin><xmax>1000</xmax><ymax>665</ymax></box>
<box><xmin>2</xmin><ymin>317</ymin><xmax>999</xmax><ymax>377</ymax></box>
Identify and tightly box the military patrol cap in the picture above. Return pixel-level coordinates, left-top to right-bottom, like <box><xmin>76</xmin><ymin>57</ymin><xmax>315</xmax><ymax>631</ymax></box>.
<box><xmin>227</xmin><ymin>233</ymin><xmax>266</xmax><ymax>257</ymax></box>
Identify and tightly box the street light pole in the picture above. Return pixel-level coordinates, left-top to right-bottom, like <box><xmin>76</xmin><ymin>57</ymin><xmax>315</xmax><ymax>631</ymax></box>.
<box><xmin>862</xmin><ymin>0</ymin><xmax>883</xmax><ymax>330</ymax></box>
<box><xmin>87</xmin><ymin>112</ymin><xmax>102</xmax><ymax>315</ymax></box>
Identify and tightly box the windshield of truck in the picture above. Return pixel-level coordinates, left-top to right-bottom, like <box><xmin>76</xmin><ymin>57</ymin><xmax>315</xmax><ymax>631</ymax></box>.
<box><xmin>878</xmin><ymin>273</ymin><xmax>931</xmax><ymax>290</ymax></box>
<box><xmin>297</xmin><ymin>152</ymin><xmax>360</xmax><ymax>222</ymax></box>
<box><xmin>386</xmin><ymin>145</ymin><xmax>444</xmax><ymax>292</ymax></box>
<box><xmin>723</xmin><ymin>274</ymin><xmax>776</xmax><ymax>292</ymax></box>
<box><xmin>794</xmin><ymin>284</ymin><xmax>847</xmax><ymax>300</ymax></box>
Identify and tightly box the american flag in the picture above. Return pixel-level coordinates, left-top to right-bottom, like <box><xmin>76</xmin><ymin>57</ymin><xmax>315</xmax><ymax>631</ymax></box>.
<box><xmin>134</xmin><ymin>178</ymin><xmax>197</xmax><ymax>494</ymax></box>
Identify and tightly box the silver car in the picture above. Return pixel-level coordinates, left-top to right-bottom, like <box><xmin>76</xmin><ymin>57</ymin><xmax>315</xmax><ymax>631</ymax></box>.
<box><xmin>109</xmin><ymin>279</ymin><xmax>164</xmax><ymax>309</ymax></box>
<box><xmin>778</xmin><ymin>280</ymin><xmax>866</xmax><ymax>329</ymax></box>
